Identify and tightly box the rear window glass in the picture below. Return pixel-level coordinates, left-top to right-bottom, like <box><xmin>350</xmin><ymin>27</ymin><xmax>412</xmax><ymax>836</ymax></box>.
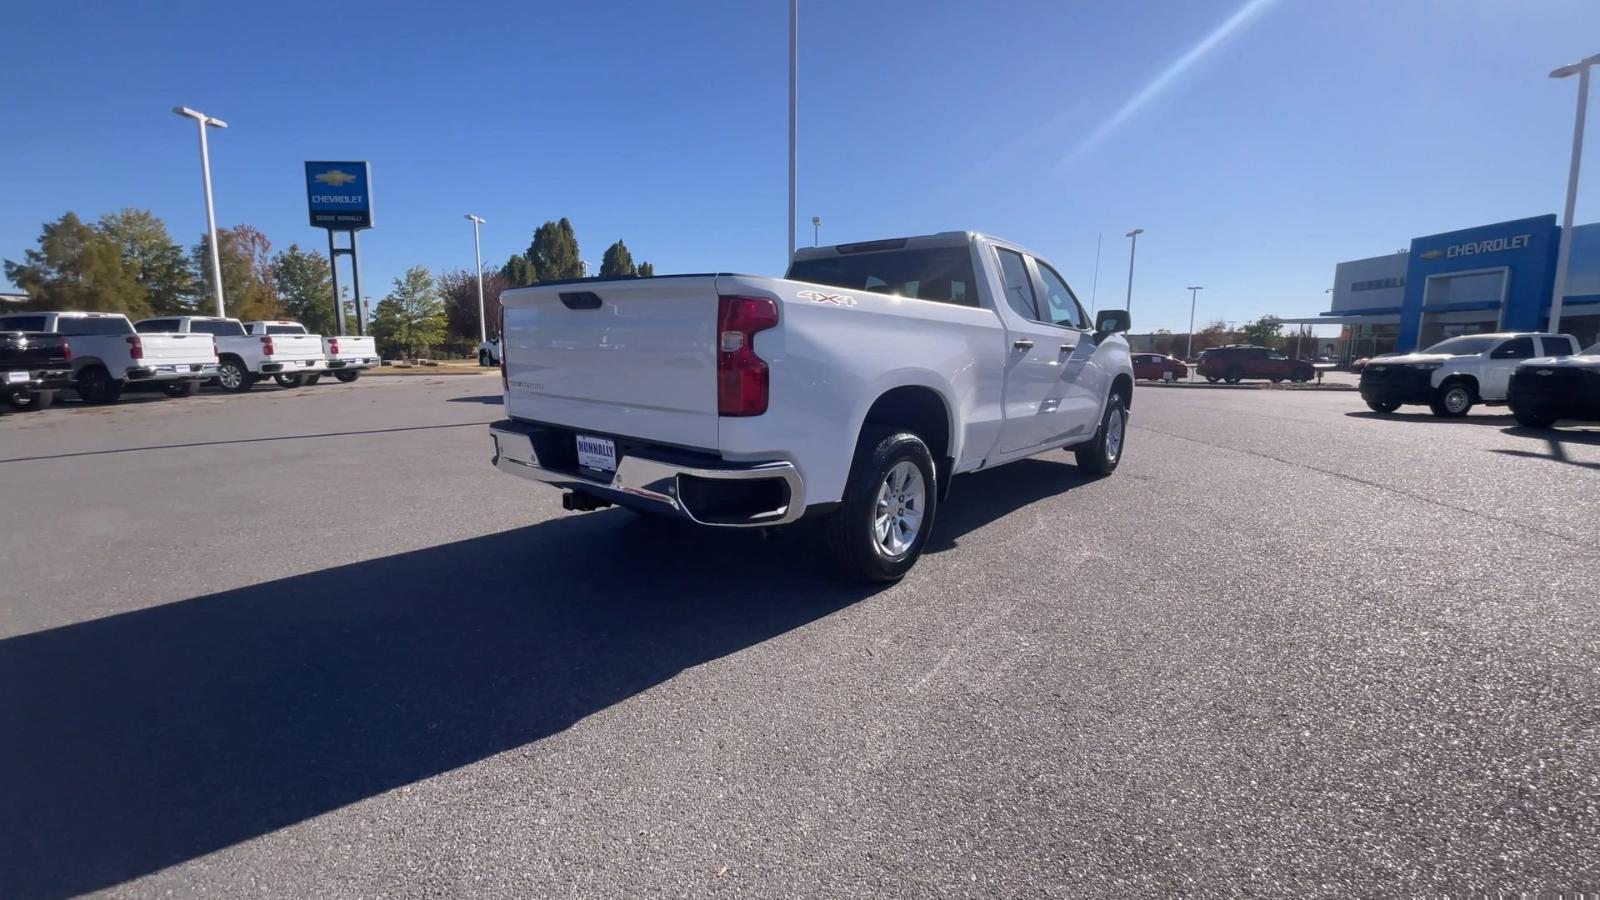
<box><xmin>55</xmin><ymin>316</ymin><xmax>133</xmax><ymax>335</ymax></box>
<box><xmin>190</xmin><ymin>320</ymin><xmax>247</xmax><ymax>336</ymax></box>
<box><xmin>0</xmin><ymin>315</ymin><xmax>48</xmax><ymax>332</ymax></box>
<box><xmin>266</xmin><ymin>324</ymin><xmax>307</xmax><ymax>335</ymax></box>
<box><xmin>787</xmin><ymin>247</ymin><xmax>979</xmax><ymax>307</ymax></box>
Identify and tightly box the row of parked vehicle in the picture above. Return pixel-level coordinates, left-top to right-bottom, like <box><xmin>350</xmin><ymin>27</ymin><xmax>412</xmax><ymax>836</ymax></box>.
<box><xmin>1128</xmin><ymin>345</ymin><xmax>1319</xmax><ymax>384</ymax></box>
<box><xmin>1357</xmin><ymin>332</ymin><xmax>1600</xmax><ymax>427</ymax></box>
<box><xmin>0</xmin><ymin>311</ymin><xmax>380</xmax><ymax>410</ymax></box>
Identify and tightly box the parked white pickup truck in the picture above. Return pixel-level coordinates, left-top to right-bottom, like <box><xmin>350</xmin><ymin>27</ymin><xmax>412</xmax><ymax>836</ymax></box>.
<box><xmin>136</xmin><ymin>315</ymin><xmax>325</xmax><ymax>392</ymax></box>
<box><xmin>489</xmin><ymin>231</ymin><xmax>1134</xmax><ymax>581</ymax></box>
<box><xmin>0</xmin><ymin>310</ymin><xmax>217</xmax><ymax>403</ymax></box>
<box><xmin>240</xmin><ymin>321</ymin><xmax>375</xmax><ymax>384</ymax></box>
<box><xmin>1358</xmin><ymin>332</ymin><xmax>1580</xmax><ymax>418</ymax></box>
<box><xmin>238</xmin><ymin>320</ymin><xmax>328</xmax><ymax>389</ymax></box>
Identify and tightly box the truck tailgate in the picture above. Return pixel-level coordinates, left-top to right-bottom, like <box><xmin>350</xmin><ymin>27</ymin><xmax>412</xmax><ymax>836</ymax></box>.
<box><xmin>327</xmin><ymin>336</ymin><xmax>376</xmax><ymax>360</ymax></box>
<box><xmin>503</xmin><ymin>276</ymin><xmax>721</xmax><ymax>450</ymax></box>
<box><xmin>138</xmin><ymin>333</ymin><xmax>216</xmax><ymax>365</ymax></box>
<box><xmin>267</xmin><ymin>334</ymin><xmax>325</xmax><ymax>363</ymax></box>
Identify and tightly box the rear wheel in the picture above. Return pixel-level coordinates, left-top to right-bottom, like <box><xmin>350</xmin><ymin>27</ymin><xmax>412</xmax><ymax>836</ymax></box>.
<box><xmin>305</xmin><ymin>374</ymin><xmax>322</xmax><ymax>386</ymax></box>
<box><xmin>217</xmin><ymin>359</ymin><xmax>255</xmax><ymax>393</ymax></box>
<box><xmin>1205</xmin><ymin>376</ymin><xmax>1220</xmax><ymax>383</ymax></box>
<box><xmin>161</xmin><ymin>380</ymin><xmax>199</xmax><ymax>398</ymax></box>
<box><xmin>334</xmin><ymin>369</ymin><xmax>361</xmax><ymax>383</ymax></box>
<box><xmin>1269</xmin><ymin>376</ymin><xmax>1284</xmax><ymax>384</ymax></box>
<box><xmin>1512</xmin><ymin>407</ymin><xmax>1559</xmax><ymax>429</ymax></box>
<box><xmin>274</xmin><ymin>373</ymin><xmax>308</xmax><ymax>388</ymax></box>
<box><xmin>76</xmin><ymin>367</ymin><xmax>124</xmax><ymax>404</ymax></box>
<box><xmin>11</xmin><ymin>389</ymin><xmax>55</xmax><ymax>411</ymax></box>
<box><xmin>479</xmin><ymin>351</ymin><xmax>491</xmax><ymax>367</ymax></box>
<box><xmin>825</xmin><ymin>430</ymin><xmax>937</xmax><ymax>583</ymax></box>
<box><xmin>1074</xmin><ymin>389</ymin><xmax>1127</xmax><ymax>476</ymax></box>
<box><xmin>1364</xmin><ymin>399</ymin><xmax>1400</xmax><ymax>414</ymax></box>
<box><xmin>1161</xmin><ymin>370</ymin><xmax>1176</xmax><ymax>383</ymax></box>
<box><xmin>1430</xmin><ymin>382</ymin><xmax>1474</xmax><ymax>418</ymax></box>
<box><xmin>1291</xmin><ymin>369</ymin><xmax>1313</xmax><ymax>383</ymax></box>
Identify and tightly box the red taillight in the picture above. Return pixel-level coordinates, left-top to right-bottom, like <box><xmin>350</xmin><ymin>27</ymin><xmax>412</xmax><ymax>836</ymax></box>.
<box><xmin>328</xmin><ymin>338</ymin><xmax>340</xmax><ymax>355</ymax></box>
<box><xmin>260</xmin><ymin>335</ymin><xmax>275</xmax><ymax>356</ymax></box>
<box><xmin>716</xmin><ymin>295</ymin><xmax>778</xmax><ymax>416</ymax></box>
<box><xmin>61</xmin><ymin>340</ymin><xmax>72</xmax><ymax>363</ymax></box>
<box><xmin>500</xmin><ymin>306</ymin><xmax>509</xmax><ymax>390</ymax></box>
<box><xmin>126</xmin><ymin>336</ymin><xmax>143</xmax><ymax>360</ymax></box>
<box><xmin>211</xmin><ymin>341</ymin><xmax>219</xmax><ymax>358</ymax></box>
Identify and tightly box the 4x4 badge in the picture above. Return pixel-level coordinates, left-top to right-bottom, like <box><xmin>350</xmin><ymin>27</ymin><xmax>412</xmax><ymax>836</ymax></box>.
<box><xmin>797</xmin><ymin>290</ymin><xmax>856</xmax><ymax>307</ymax></box>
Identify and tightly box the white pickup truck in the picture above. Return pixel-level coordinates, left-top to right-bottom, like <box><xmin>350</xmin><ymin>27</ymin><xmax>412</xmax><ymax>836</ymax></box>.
<box><xmin>137</xmin><ymin>315</ymin><xmax>329</xmax><ymax>392</ymax></box>
<box><xmin>237</xmin><ymin>320</ymin><xmax>330</xmax><ymax>389</ymax></box>
<box><xmin>1358</xmin><ymin>332</ymin><xmax>1580</xmax><ymax>418</ymax></box>
<box><xmin>0</xmin><ymin>310</ymin><xmax>217</xmax><ymax>403</ymax></box>
<box><xmin>489</xmin><ymin>231</ymin><xmax>1134</xmax><ymax>581</ymax></box>
<box><xmin>243</xmin><ymin>321</ymin><xmax>376</xmax><ymax>384</ymax></box>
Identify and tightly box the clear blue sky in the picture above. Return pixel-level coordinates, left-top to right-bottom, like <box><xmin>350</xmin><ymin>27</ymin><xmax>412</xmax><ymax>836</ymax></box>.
<box><xmin>5</xmin><ymin>0</ymin><xmax>1599</xmax><ymax>332</ymax></box>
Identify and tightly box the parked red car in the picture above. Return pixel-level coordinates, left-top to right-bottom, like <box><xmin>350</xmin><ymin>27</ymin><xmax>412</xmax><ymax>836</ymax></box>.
<box><xmin>1195</xmin><ymin>345</ymin><xmax>1315</xmax><ymax>383</ymax></box>
<box><xmin>1132</xmin><ymin>353</ymin><xmax>1188</xmax><ymax>382</ymax></box>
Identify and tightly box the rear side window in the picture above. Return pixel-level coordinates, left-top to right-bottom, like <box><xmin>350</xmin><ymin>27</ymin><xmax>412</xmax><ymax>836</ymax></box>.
<box><xmin>994</xmin><ymin>249</ymin><xmax>1038</xmax><ymax>321</ymax></box>
<box><xmin>0</xmin><ymin>315</ymin><xmax>47</xmax><ymax>332</ymax></box>
<box><xmin>786</xmin><ymin>247</ymin><xmax>978</xmax><ymax>307</ymax></box>
<box><xmin>266</xmin><ymin>324</ymin><xmax>307</xmax><ymax>335</ymax></box>
<box><xmin>1540</xmin><ymin>337</ymin><xmax>1575</xmax><ymax>357</ymax></box>
<box><xmin>189</xmin><ymin>320</ymin><xmax>247</xmax><ymax>337</ymax></box>
<box><xmin>1491</xmin><ymin>337</ymin><xmax>1536</xmax><ymax>359</ymax></box>
<box><xmin>55</xmin><ymin>316</ymin><xmax>133</xmax><ymax>335</ymax></box>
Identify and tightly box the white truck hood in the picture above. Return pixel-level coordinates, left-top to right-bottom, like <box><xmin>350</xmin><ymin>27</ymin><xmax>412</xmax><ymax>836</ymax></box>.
<box><xmin>1365</xmin><ymin>353</ymin><xmax>1454</xmax><ymax>366</ymax></box>
<box><xmin>1519</xmin><ymin>353</ymin><xmax>1600</xmax><ymax>370</ymax></box>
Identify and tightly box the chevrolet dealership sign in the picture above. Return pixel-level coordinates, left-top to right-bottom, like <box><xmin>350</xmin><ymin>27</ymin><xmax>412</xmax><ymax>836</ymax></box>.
<box><xmin>1418</xmin><ymin>233</ymin><xmax>1532</xmax><ymax>261</ymax></box>
<box><xmin>305</xmin><ymin>161</ymin><xmax>373</xmax><ymax>229</ymax></box>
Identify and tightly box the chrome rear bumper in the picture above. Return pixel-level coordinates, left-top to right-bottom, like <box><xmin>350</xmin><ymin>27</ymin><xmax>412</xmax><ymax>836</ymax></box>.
<box><xmin>489</xmin><ymin>420</ymin><xmax>803</xmax><ymax>527</ymax></box>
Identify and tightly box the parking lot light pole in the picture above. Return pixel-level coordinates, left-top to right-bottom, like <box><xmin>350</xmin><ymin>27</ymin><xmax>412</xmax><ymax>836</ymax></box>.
<box><xmin>812</xmin><ymin>215</ymin><xmax>821</xmax><ymax>247</ymax></box>
<box><xmin>173</xmin><ymin>106</ymin><xmax>228</xmax><ymax>317</ymax></box>
<box><xmin>465</xmin><ymin>215</ymin><xmax>487</xmax><ymax>343</ymax></box>
<box><xmin>1549</xmin><ymin>52</ymin><xmax>1599</xmax><ymax>333</ymax></box>
<box><xmin>1124</xmin><ymin>228</ymin><xmax>1143</xmax><ymax>315</ymax></box>
<box><xmin>1185</xmin><ymin>286</ymin><xmax>1203</xmax><ymax>379</ymax></box>
<box><xmin>788</xmin><ymin>0</ymin><xmax>797</xmax><ymax>266</ymax></box>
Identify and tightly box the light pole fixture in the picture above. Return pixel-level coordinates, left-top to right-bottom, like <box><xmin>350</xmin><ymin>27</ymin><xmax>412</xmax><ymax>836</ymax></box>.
<box><xmin>788</xmin><ymin>0</ymin><xmax>798</xmax><ymax>266</ymax></box>
<box><xmin>1124</xmin><ymin>228</ymin><xmax>1143</xmax><ymax>315</ymax></box>
<box><xmin>173</xmin><ymin>106</ymin><xmax>228</xmax><ymax>317</ymax></box>
<box><xmin>1549</xmin><ymin>51</ymin><xmax>1599</xmax><ymax>333</ymax></box>
<box><xmin>811</xmin><ymin>215</ymin><xmax>821</xmax><ymax>247</ymax></box>
<box><xmin>1185</xmin><ymin>286</ymin><xmax>1203</xmax><ymax>376</ymax></box>
<box><xmin>465</xmin><ymin>215</ymin><xmax>487</xmax><ymax>343</ymax></box>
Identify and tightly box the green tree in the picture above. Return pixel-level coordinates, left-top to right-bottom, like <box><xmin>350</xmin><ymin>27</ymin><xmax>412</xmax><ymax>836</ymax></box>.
<box><xmin>599</xmin><ymin>239</ymin><xmax>637</xmax><ymax>278</ymax></box>
<box><xmin>371</xmin><ymin>265</ymin><xmax>446</xmax><ymax>357</ymax></box>
<box><xmin>269</xmin><ymin>244</ymin><xmax>349</xmax><ymax>334</ymax></box>
<box><xmin>1240</xmin><ymin>315</ymin><xmax>1283</xmax><ymax>348</ymax></box>
<box><xmin>196</xmin><ymin>225</ymin><xmax>281</xmax><ymax>321</ymax></box>
<box><xmin>3</xmin><ymin>212</ymin><xmax>150</xmax><ymax>316</ymax></box>
<box><xmin>637</xmin><ymin>261</ymin><xmax>655</xmax><ymax>278</ymax></box>
<box><xmin>438</xmin><ymin>268</ymin><xmax>507</xmax><ymax>342</ymax></box>
<box><xmin>97</xmin><ymin>209</ymin><xmax>195</xmax><ymax>315</ymax></box>
<box><xmin>526</xmin><ymin>218</ymin><xmax>581</xmax><ymax>281</ymax></box>
<box><xmin>500</xmin><ymin>253</ymin><xmax>539</xmax><ymax>288</ymax></box>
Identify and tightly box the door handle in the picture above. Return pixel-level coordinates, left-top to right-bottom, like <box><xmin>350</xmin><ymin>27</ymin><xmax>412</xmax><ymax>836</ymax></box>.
<box><xmin>1059</xmin><ymin>343</ymin><xmax>1076</xmax><ymax>354</ymax></box>
<box><xmin>1012</xmin><ymin>339</ymin><xmax>1034</xmax><ymax>351</ymax></box>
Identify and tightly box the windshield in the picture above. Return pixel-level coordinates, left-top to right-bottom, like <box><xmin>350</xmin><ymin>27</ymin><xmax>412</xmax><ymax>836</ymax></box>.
<box><xmin>1421</xmin><ymin>336</ymin><xmax>1500</xmax><ymax>356</ymax></box>
<box><xmin>189</xmin><ymin>320</ymin><xmax>247</xmax><ymax>337</ymax></box>
<box><xmin>786</xmin><ymin>247</ymin><xmax>978</xmax><ymax>307</ymax></box>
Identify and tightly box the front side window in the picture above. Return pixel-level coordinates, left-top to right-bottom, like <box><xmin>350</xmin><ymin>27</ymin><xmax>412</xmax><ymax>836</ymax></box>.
<box><xmin>1540</xmin><ymin>337</ymin><xmax>1575</xmax><ymax>357</ymax></box>
<box><xmin>1490</xmin><ymin>337</ymin><xmax>1536</xmax><ymax>359</ymax></box>
<box><xmin>1033</xmin><ymin>261</ymin><xmax>1087</xmax><ymax>329</ymax></box>
<box><xmin>995</xmin><ymin>248</ymin><xmax>1038</xmax><ymax>321</ymax></box>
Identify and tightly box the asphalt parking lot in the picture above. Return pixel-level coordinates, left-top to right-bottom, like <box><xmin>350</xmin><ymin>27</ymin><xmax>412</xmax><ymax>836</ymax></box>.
<box><xmin>2</xmin><ymin>376</ymin><xmax>1597</xmax><ymax>897</ymax></box>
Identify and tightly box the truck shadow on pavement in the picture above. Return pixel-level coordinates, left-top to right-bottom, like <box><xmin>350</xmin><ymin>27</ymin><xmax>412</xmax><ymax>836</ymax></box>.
<box><xmin>447</xmin><ymin>394</ymin><xmax>505</xmax><ymax>405</ymax></box>
<box><xmin>1491</xmin><ymin>427</ymin><xmax>1600</xmax><ymax>470</ymax></box>
<box><xmin>1344</xmin><ymin>410</ymin><xmax>1520</xmax><ymax>426</ymax></box>
<box><xmin>0</xmin><ymin>514</ymin><xmax>878</xmax><ymax>899</ymax></box>
<box><xmin>925</xmin><ymin>458</ymin><xmax>1096</xmax><ymax>551</ymax></box>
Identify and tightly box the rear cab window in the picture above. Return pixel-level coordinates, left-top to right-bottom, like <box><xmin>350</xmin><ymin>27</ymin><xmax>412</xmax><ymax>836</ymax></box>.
<box><xmin>0</xmin><ymin>315</ymin><xmax>48</xmax><ymax>332</ymax></box>
<box><xmin>55</xmin><ymin>316</ymin><xmax>133</xmax><ymax>336</ymax></box>
<box><xmin>189</xmin><ymin>320</ymin><xmax>247</xmax><ymax>337</ymax></box>
<box><xmin>266</xmin><ymin>324</ymin><xmax>308</xmax><ymax>335</ymax></box>
<box><xmin>786</xmin><ymin>245</ymin><xmax>979</xmax><ymax>308</ymax></box>
<box><xmin>136</xmin><ymin>319</ymin><xmax>180</xmax><ymax>333</ymax></box>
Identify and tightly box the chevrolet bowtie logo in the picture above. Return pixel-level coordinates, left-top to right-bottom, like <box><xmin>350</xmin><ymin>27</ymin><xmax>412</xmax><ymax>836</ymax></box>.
<box><xmin>313</xmin><ymin>170</ymin><xmax>358</xmax><ymax>187</ymax></box>
<box><xmin>1418</xmin><ymin>249</ymin><xmax>1444</xmax><ymax>260</ymax></box>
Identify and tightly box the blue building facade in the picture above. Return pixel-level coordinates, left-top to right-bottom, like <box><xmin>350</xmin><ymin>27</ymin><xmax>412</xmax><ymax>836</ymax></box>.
<box><xmin>1325</xmin><ymin>216</ymin><xmax>1600</xmax><ymax>355</ymax></box>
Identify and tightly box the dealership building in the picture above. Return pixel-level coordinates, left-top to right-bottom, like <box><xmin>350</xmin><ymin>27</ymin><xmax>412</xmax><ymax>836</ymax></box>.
<box><xmin>1304</xmin><ymin>215</ymin><xmax>1600</xmax><ymax>359</ymax></box>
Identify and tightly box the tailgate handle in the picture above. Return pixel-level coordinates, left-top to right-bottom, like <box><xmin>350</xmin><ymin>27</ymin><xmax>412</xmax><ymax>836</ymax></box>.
<box><xmin>559</xmin><ymin>291</ymin><xmax>602</xmax><ymax>310</ymax></box>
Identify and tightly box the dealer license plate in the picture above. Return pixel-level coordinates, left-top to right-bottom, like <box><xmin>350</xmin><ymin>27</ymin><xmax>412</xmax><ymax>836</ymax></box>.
<box><xmin>576</xmin><ymin>434</ymin><xmax>617</xmax><ymax>473</ymax></box>
<box><xmin>5</xmin><ymin>371</ymin><xmax>27</xmax><ymax>383</ymax></box>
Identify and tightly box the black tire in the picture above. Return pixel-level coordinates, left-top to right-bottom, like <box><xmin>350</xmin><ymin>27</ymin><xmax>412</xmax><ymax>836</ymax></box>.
<box><xmin>1429</xmin><ymin>381</ymin><xmax>1474</xmax><ymax>418</ymax></box>
<box><xmin>334</xmin><ymin>369</ymin><xmax>361</xmax><ymax>383</ymax></box>
<box><xmin>1512</xmin><ymin>407</ymin><xmax>1558</xmax><ymax>429</ymax></box>
<box><xmin>1075</xmin><ymin>388</ymin><xmax>1128</xmax><ymax>476</ymax></box>
<box><xmin>1365</xmin><ymin>399</ymin><xmax>1400</xmax><ymax>414</ymax></box>
<box><xmin>162</xmin><ymin>380</ymin><xmax>199</xmax><ymax>398</ymax></box>
<box><xmin>1224</xmin><ymin>367</ymin><xmax>1243</xmax><ymax>384</ymax></box>
<box><xmin>11</xmin><ymin>389</ymin><xmax>55</xmax><ymax>411</ymax></box>
<box><xmin>824</xmin><ymin>430</ymin><xmax>938</xmax><ymax>583</ymax></box>
<box><xmin>479</xmin><ymin>351</ymin><xmax>491</xmax><ymax>367</ymax></box>
<box><xmin>1205</xmin><ymin>376</ymin><xmax>1220</xmax><ymax>383</ymax></box>
<box><xmin>305</xmin><ymin>374</ymin><xmax>322</xmax><ymax>386</ymax></box>
<box><xmin>1291</xmin><ymin>369</ymin><xmax>1313</xmax><ymax>383</ymax></box>
<box><xmin>217</xmin><ymin>359</ymin><xmax>255</xmax><ymax>393</ymax></box>
<box><xmin>274</xmin><ymin>373</ymin><xmax>308</xmax><ymax>388</ymax></box>
<box><xmin>76</xmin><ymin>367</ymin><xmax>123</xmax><ymax>405</ymax></box>
<box><xmin>1269</xmin><ymin>376</ymin><xmax>1284</xmax><ymax>384</ymax></box>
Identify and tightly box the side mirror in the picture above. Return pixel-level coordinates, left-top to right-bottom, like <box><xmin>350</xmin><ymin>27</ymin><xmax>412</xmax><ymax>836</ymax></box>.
<box><xmin>1094</xmin><ymin>309</ymin><xmax>1130</xmax><ymax>341</ymax></box>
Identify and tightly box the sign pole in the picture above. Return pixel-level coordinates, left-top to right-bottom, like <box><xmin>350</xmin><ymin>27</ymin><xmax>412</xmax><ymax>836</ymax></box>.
<box><xmin>350</xmin><ymin>230</ymin><xmax>366</xmax><ymax>337</ymax></box>
<box><xmin>327</xmin><ymin>228</ymin><xmax>343</xmax><ymax>336</ymax></box>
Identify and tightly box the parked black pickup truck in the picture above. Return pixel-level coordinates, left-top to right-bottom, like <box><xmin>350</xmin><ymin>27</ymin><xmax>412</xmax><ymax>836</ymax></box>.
<box><xmin>1508</xmin><ymin>342</ymin><xmax>1600</xmax><ymax>428</ymax></box>
<box><xmin>2</xmin><ymin>331</ymin><xmax>73</xmax><ymax>410</ymax></box>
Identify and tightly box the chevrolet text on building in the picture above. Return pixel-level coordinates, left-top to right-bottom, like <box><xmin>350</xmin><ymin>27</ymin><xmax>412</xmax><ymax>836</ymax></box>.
<box><xmin>1418</xmin><ymin>233</ymin><xmax>1534</xmax><ymax>261</ymax></box>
